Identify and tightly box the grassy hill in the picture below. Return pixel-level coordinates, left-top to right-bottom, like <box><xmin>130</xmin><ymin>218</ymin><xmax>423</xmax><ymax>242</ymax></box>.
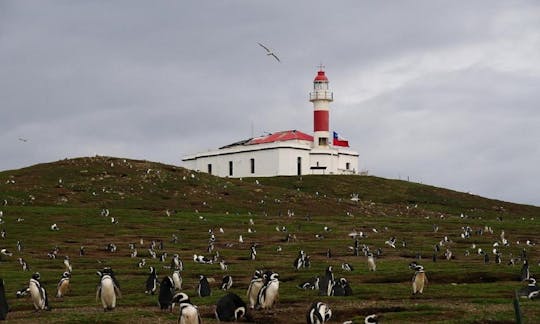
<box><xmin>0</xmin><ymin>156</ymin><xmax>538</xmax><ymax>323</ymax></box>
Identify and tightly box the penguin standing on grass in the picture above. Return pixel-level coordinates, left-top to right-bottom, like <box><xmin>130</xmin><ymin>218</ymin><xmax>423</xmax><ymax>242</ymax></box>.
<box><xmin>158</xmin><ymin>276</ymin><xmax>175</xmax><ymax>311</ymax></box>
<box><xmin>29</xmin><ymin>272</ymin><xmax>50</xmax><ymax>311</ymax></box>
<box><xmin>215</xmin><ymin>292</ymin><xmax>248</xmax><ymax>322</ymax></box>
<box><xmin>197</xmin><ymin>275</ymin><xmax>211</xmax><ymax>297</ymax></box>
<box><xmin>0</xmin><ymin>279</ymin><xmax>9</xmax><ymax>320</ymax></box>
<box><xmin>257</xmin><ymin>271</ymin><xmax>279</xmax><ymax>309</ymax></box>
<box><xmin>367</xmin><ymin>253</ymin><xmax>377</xmax><ymax>271</ymax></box>
<box><xmin>246</xmin><ymin>270</ymin><xmax>264</xmax><ymax>309</ymax></box>
<box><xmin>172</xmin><ymin>270</ymin><xmax>182</xmax><ymax>291</ymax></box>
<box><xmin>319</xmin><ymin>266</ymin><xmax>334</xmax><ymax>296</ymax></box>
<box><xmin>409</xmin><ymin>262</ymin><xmax>428</xmax><ymax>295</ymax></box>
<box><xmin>145</xmin><ymin>266</ymin><xmax>158</xmax><ymax>295</ymax></box>
<box><xmin>221</xmin><ymin>275</ymin><xmax>233</xmax><ymax>290</ymax></box>
<box><xmin>56</xmin><ymin>271</ymin><xmax>71</xmax><ymax>298</ymax></box>
<box><xmin>172</xmin><ymin>292</ymin><xmax>201</xmax><ymax>324</ymax></box>
<box><xmin>306</xmin><ymin>301</ymin><xmax>332</xmax><ymax>324</ymax></box>
<box><xmin>96</xmin><ymin>267</ymin><xmax>121</xmax><ymax>311</ymax></box>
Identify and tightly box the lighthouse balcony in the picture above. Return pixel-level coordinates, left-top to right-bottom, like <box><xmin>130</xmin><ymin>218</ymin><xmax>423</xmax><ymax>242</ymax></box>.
<box><xmin>309</xmin><ymin>91</ymin><xmax>333</xmax><ymax>101</ymax></box>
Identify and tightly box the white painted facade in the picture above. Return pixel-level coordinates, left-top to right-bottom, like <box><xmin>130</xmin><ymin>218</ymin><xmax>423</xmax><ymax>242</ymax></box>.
<box><xmin>182</xmin><ymin>69</ymin><xmax>360</xmax><ymax>178</ymax></box>
<box><xmin>182</xmin><ymin>140</ymin><xmax>359</xmax><ymax>177</ymax></box>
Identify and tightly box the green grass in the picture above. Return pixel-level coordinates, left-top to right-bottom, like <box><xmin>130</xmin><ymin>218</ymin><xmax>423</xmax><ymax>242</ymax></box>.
<box><xmin>0</xmin><ymin>156</ymin><xmax>539</xmax><ymax>323</ymax></box>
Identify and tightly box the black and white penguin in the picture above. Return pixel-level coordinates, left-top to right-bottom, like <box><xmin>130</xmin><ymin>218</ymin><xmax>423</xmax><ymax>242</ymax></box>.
<box><xmin>172</xmin><ymin>292</ymin><xmax>201</xmax><ymax>324</ymax></box>
<box><xmin>518</xmin><ymin>278</ymin><xmax>539</xmax><ymax>299</ymax></box>
<box><xmin>364</xmin><ymin>314</ymin><xmax>379</xmax><ymax>323</ymax></box>
<box><xmin>215</xmin><ymin>292</ymin><xmax>248</xmax><ymax>322</ymax></box>
<box><xmin>197</xmin><ymin>275</ymin><xmax>211</xmax><ymax>297</ymax></box>
<box><xmin>332</xmin><ymin>277</ymin><xmax>353</xmax><ymax>296</ymax></box>
<box><xmin>306</xmin><ymin>301</ymin><xmax>332</xmax><ymax>324</ymax></box>
<box><xmin>63</xmin><ymin>256</ymin><xmax>72</xmax><ymax>273</ymax></box>
<box><xmin>341</xmin><ymin>263</ymin><xmax>354</xmax><ymax>272</ymax></box>
<box><xmin>221</xmin><ymin>275</ymin><xmax>233</xmax><ymax>290</ymax></box>
<box><xmin>171</xmin><ymin>254</ymin><xmax>183</xmax><ymax>271</ymax></box>
<box><xmin>29</xmin><ymin>272</ymin><xmax>50</xmax><ymax>311</ymax></box>
<box><xmin>298</xmin><ymin>276</ymin><xmax>319</xmax><ymax>290</ymax></box>
<box><xmin>96</xmin><ymin>267</ymin><xmax>121</xmax><ymax>311</ymax></box>
<box><xmin>249</xmin><ymin>243</ymin><xmax>257</xmax><ymax>260</ymax></box>
<box><xmin>56</xmin><ymin>271</ymin><xmax>71</xmax><ymax>298</ymax></box>
<box><xmin>521</xmin><ymin>259</ymin><xmax>530</xmax><ymax>281</ymax></box>
<box><xmin>246</xmin><ymin>270</ymin><xmax>264</xmax><ymax>309</ymax></box>
<box><xmin>0</xmin><ymin>279</ymin><xmax>9</xmax><ymax>320</ymax></box>
<box><xmin>145</xmin><ymin>266</ymin><xmax>158</xmax><ymax>295</ymax></box>
<box><xmin>257</xmin><ymin>271</ymin><xmax>279</xmax><ymax>309</ymax></box>
<box><xmin>158</xmin><ymin>276</ymin><xmax>175</xmax><ymax>311</ymax></box>
<box><xmin>367</xmin><ymin>253</ymin><xmax>377</xmax><ymax>271</ymax></box>
<box><xmin>319</xmin><ymin>266</ymin><xmax>334</xmax><ymax>296</ymax></box>
<box><xmin>294</xmin><ymin>250</ymin><xmax>306</xmax><ymax>270</ymax></box>
<box><xmin>410</xmin><ymin>263</ymin><xmax>428</xmax><ymax>295</ymax></box>
<box><xmin>172</xmin><ymin>270</ymin><xmax>182</xmax><ymax>291</ymax></box>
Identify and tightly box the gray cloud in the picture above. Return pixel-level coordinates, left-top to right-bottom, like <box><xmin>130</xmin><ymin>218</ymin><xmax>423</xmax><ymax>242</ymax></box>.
<box><xmin>1</xmin><ymin>1</ymin><xmax>539</xmax><ymax>205</ymax></box>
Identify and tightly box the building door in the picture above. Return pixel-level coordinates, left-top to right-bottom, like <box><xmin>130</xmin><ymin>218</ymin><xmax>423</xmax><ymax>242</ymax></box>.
<box><xmin>297</xmin><ymin>157</ymin><xmax>302</xmax><ymax>176</ymax></box>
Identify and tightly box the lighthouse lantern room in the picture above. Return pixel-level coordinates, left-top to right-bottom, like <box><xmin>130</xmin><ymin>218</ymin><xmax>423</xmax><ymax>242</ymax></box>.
<box><xmin>182</xmin><ymin>68</ymin><xmax>359</xmax><ymax>177</ymax></box>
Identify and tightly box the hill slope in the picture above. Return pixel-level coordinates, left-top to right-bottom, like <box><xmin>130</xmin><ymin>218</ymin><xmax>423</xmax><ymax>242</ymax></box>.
<box><xmin>1</xmin><ymin>156</ymin><xmax>537</xmax><ymax>218</ymax></box>
<box><xmin>0</xmin><ymin>156</ymin><xmax>538</xmax><ymax>323</ymax></box>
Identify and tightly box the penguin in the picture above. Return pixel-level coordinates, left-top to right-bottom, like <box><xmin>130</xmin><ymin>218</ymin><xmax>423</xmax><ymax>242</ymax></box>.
<box><xmin>0</xmin><ymin>279</ymin><xmax>9</xmax><ymax>320</ymax></box>
<box><xmin>367</xmin><ymin>253</ymin><xmax>376</xmax><ymax>271</ymax></box>
<box><xmin>298</xmin><ymin>276</ymin><xmax>319</xmax><ymax>290</ymax></box>
<box><xmin>172</xmin><ymin>292</ymin><xmax>201</xmax><ymax>324</ymax></box>
<box><xmin>249</xmin><ymin>243</ymin><xmax>257</xmax><ymax>260</ymax></box>
<box><xmin>215</xmin><ymin>292</ymin><xmax>248</xmax><ymax>322</ymax></box>
<box><xmin>257</xmin><ymin>271</ymin><xmax>279</xmax><ymax>309</ymax></box>
<box><xmin>145</xmin><ymin>266</ymin><xmax>158</xmax><ymax>295</ymax></box>
<box><xmin>221</xmin><ymin>275</ymin><xmax>233</xmax><ymax>290</ymax></box>
<box><xmin>158</xmin><ymin>276</ymin><xmax>175</xmax><ymax>311</ymax></box>
<box><xmin>520</xmin><ymin>259</ymin><xmax>530</xmax><ymax>281</ymax></box>
<box><xmin>306</xmin><ymin>301</ymin><xmax>332</xmax><ymax>324</ymax></box>
<box><xmin>56</xmin><ymin>271</ymin><xmax>71</xmax><ymax>298</ymax></box>
<box><xmin>341</xmin><ymin>263</ymin><xmax>354</xmax><ymax>272</ymax></box>
<box><xmin>518</xmin><ymin>278</ymin><xmax>539</xmax><ymax>299</ymax></box>
<box><xmin>319</xmin><ymin>266</ymin><xmax>334</xmax><ymax>296</ymax></box>
<box><xmin>410</xmin><ymin>263</ymin><xmax>428</xmax><ymax>295</ymax></box>
<box><xmin>63</xmin><ymin>256</ymin><xmax>72</xmax><ymax>273</ymax></box>
<box><xmin>171</xmin><ymin>254</ymin><xmax>183</xmax><ymax>271</ymax></box>
<box><xmin>246</xmin><ymin>270</ymin><xmax>264</xmax><ymax>309</ymax></box>
<box><xmin>29</xmin><ymin>272</ymin><xmax>50</xmax><ymax>311</ymax></box>
<box><xmin>364</xmin><ymin>314</ymin><xmax>378</xmax><ymax>323</ymax></box>
<box><xmin>336</xmin><ymin>277</ymin><xmax>353</xmax><ymax>296</ymax></box>
<box><xmin>294</xmin><ymin>250</ymin><xmax>306</xmax><ymax>270</ymax></box>
<box><xmin>172</xmin><ymin>270</ymin><xmax>182</xmax><ymax>291</ymax></box>
<box><xmin>197</xmin><ymin>275</ymin><xmax>211</xmax><ymax>297</ymax></box>
<box><xmin>96</xmin><ymin>267</ymin><xmax>121</xmax><ymax>311</ymax></box>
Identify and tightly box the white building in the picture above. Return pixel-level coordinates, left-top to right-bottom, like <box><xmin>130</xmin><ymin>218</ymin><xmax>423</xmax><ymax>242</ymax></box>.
<box><xmin>182</xmin><ymin>68</ymin><xmax>359</xmax><ymax>177</ymax></box>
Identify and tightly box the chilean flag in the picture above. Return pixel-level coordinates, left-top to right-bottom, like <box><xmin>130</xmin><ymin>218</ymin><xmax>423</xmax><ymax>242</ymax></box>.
<box><xmin>333</xmin><ymin>131</ymin><xmax>349</xmax><ymax>147</ymax></box>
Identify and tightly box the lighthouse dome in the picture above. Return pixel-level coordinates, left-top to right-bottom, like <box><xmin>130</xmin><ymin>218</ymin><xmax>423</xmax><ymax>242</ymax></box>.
<box><xmin>314</xmin><ymin>70</ymin><xmax>328</xmax><ymax>82</ymax></box>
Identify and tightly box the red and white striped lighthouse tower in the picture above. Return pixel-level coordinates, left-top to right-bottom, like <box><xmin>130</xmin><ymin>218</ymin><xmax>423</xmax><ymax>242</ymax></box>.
<box><xmin>309</xmin><ymin>66</ymin><xmax>333</xmax><ymax>148</ymax></box>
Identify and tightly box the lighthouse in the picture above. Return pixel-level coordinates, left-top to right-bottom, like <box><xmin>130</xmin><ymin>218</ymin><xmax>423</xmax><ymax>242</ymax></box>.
<box><xmin>310</xmin><ymin>66</ymin><xmax>333</xmax><ymax>148</ymax></box>
<box><xmin>183</xmin><ymin>68</ymin><xmax>359</xmax><ymax>177</ymax></box>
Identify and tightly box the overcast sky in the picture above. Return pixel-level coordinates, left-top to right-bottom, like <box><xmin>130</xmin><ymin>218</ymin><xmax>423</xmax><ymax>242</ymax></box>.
<box><xmin>1</xmin><ymin>1</ymin><xmax>539</xmax><ymax>206</ymax></box>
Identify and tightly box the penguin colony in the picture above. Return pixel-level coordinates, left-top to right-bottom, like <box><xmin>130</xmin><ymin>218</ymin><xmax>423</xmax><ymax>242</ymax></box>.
<box><xmin>0</xmin><ymin>163</ymin><xmax>539</xmax><ymax>322</ymax></box>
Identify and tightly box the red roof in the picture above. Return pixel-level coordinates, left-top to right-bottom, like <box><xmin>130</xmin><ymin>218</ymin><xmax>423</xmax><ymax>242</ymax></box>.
<box><xmin>248</xmin><ymin>130</ymin><xmax>313</xmax><ymax>145</ymax></box>
<box><xmin>314</xmin><ymin>70</ymin><xmax>328</xmax><ymax>82</ymax></box>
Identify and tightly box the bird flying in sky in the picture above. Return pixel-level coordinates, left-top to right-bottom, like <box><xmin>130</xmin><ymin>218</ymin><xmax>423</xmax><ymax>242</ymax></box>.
<box><xmin>257</xmin><ymin>42</ymin><xmax>280</xmax><ymax>62</ymax></box>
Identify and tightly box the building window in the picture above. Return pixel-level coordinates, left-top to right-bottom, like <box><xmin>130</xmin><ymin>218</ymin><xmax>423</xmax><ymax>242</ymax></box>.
<box><xmin>318</xmin><ymin>138</ymin><xmax>328</xmax><ymax>146</ymax></box>
<box><xmin>250</xmin><ymin>158</ymin><xmax>255</xmax><ymax>174</ymax></box>
<box><xmin>297</xmin><ymin>157</ymin><xmax>302</xmax><ymax>176</ymax></box>
<box><xmin>208</xmin><ymin>164</ymin><xmax>212</xmax><ymax>175</ymax></box>
<box><xmin>346</xmin><ymin>162</ymin><xmax>350</xmax><ymax>170</ymax></box>
<box><xmin>229</xmin><ymin>161</ymin><xmax>233</xmax><ymax>176</ymax></box>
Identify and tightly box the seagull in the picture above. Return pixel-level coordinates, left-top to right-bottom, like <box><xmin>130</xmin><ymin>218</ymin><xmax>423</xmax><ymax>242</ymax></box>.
<box><xmin>257</xmin><ymin>42</ymin><xmax>280</xmax><ymax>62</ymax></box>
